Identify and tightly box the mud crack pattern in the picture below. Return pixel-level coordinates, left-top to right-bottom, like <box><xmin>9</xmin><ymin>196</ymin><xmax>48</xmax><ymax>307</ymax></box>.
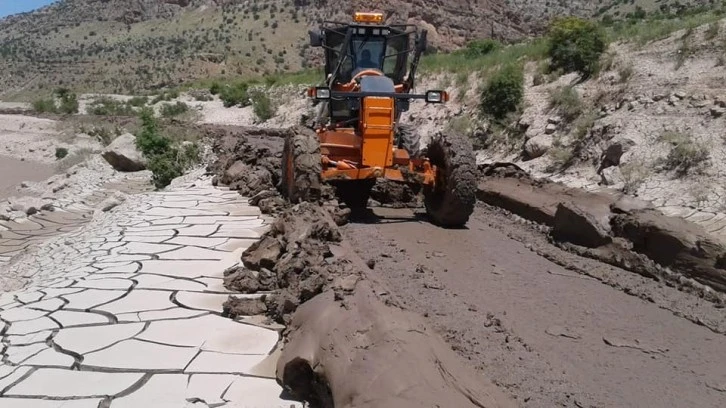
<box><xmin>0</xmin><ymin>176</ymin><xmax>301</xmax><ymax>407</ymax></box>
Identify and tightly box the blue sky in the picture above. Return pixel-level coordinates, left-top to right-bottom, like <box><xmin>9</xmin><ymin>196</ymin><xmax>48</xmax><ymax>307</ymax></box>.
<box><xmin>0</xmin><ymin>0</ymin><xmax>56</xmax><ymax>18</ymax></box>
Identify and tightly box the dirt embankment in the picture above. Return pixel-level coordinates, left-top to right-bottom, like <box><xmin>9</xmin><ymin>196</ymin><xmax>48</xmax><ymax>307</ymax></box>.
<box><xmin>478</xmin><ymin>162</ymin><xmax>726</xmax><ymax>300</ymax></box>
<box><xmin>207</xmin><ymin>126</ymin><xmax>518</xmax><ymax>407</ymax></box>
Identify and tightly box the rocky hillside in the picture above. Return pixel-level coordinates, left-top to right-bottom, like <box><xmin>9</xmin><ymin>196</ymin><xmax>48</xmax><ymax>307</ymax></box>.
<box><xmin>2</xmin><ymin>0</ymin><xmax>714</xmax><ymax>96</ymax></box>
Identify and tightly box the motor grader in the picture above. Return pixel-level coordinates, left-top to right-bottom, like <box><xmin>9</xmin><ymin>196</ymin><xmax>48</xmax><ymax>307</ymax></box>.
<box><xmin>279</xmin><ymin>12</ymin><xmax>477</xmax><ymax>227</ymax></box>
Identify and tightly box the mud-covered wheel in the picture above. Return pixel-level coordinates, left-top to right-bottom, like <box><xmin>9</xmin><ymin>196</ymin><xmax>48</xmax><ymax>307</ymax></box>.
<box><xmin>397</xmin><ymin>123</ymin><xmax>420</xmax><ymax>157</ymax></box>
<box><xmin>423</xmin><ymin>131</ymin><xmax>477</xmax><ymax>228</ymax></box>
<box><xmin>280</xmin><ymin>126</ymin><xmax>322</xmax><ymax>203</ymax></box>
<box><xmin>332</xmin><ymin>179</ymin><xmax>376</xmax><ymax>209</ymax></box>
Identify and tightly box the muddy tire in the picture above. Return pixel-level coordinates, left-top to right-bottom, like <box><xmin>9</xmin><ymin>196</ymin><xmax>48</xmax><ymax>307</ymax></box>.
<box><xmin>397</xmin><ymin>123</ymin><xmax>420</xmax><ymax>157</ymax></box>
<box><xmin>423</xmin><ymin>131</ymin><xmax>477</xmax><ymax>228</ymax></box>
<box><xmin>280</xmin><ymin>126</ymin><xmax>322</xmax><ymax>203</ymax></box>
<box><xmin>332</xmin><ymin>179</ymin><xmax>375</xmax><ymax>209</ymax></box>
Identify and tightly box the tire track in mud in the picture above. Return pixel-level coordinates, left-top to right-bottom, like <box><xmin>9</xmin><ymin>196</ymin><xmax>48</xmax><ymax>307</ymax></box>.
<box><xmin>341</xmin><ymin>205</ymin><xmax>726</xmax><ymax>408</ymax></box>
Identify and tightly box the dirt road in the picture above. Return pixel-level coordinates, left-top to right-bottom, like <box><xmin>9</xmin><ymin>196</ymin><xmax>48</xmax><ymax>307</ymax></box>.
<box><xmin>342</xmin><ymin>204</ymin><xmax>726</xmax><ymax>408</ymax></box>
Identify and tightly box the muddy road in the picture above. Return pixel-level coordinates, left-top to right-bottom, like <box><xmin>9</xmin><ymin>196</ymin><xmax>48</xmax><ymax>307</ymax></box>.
<box><xmin>342</xmin><ymin>204</ymin><xmax>726</xmax><ymax>408</ymax></box>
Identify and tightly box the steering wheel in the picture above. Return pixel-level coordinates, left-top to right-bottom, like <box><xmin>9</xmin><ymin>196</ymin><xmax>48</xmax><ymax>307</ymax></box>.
<box><xmin>341</xmin><ymin>69</ymin><xmax>384</xmax><ymax>90</ymax></box>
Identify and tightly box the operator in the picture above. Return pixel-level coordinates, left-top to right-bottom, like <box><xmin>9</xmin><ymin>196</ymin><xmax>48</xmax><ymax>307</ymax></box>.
<box><xmin>357</xmin><ymin>49</ymin><xmax>378</xmax><ymax>69</ymax></box>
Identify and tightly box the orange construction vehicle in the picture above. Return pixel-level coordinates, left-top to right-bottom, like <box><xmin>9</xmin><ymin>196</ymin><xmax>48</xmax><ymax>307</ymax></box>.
<box><xmin>279</xmin><ymin>12</ymin><xmax>477</xmax><ymax>227</ymax></box>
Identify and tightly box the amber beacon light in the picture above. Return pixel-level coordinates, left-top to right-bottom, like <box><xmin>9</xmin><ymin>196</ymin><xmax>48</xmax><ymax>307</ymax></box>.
<box><xmin>353</xmin><ymin>12</ymin><xmax>384</xmax><ymax>24</ymax></box>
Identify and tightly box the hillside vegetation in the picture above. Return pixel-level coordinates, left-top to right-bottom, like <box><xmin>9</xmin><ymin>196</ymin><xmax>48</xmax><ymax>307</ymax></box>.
<box><xmin>1</xmin><ymin>0</ymin><xmax>719</xmax><ymax>98</ymax></box>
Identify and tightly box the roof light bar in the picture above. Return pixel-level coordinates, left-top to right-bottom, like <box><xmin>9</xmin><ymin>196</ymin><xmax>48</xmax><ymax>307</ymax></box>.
<box><xmin>354</xmin><ymin>12</ymin><xmax>384</xmax><ymax>24</ymax></box>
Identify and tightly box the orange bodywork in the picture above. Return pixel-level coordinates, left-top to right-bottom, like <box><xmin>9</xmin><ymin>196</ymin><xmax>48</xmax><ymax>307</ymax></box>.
<box><xmin>317</xmin><ymin>91</ymin><xmax>436</xmax><ymax>186</ymax></box>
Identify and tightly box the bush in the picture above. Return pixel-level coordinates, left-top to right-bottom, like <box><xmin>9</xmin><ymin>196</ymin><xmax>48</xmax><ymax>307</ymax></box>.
<box><xmin>250</xmin><ymin>90</ymin><xmax>275</xmax><ymax>122</ymax></box>
<box><xmin>87</xmin><ymin>97</ymin><xmax>136</xmax><ymax>116</ymax></box>
<box><xmin>548</xmin><ymin>17</ymin><xmax>607</xmax><ymax>77</ymax></box>
<box><xmin>32</xmin><ymin>99</ymin><xmax>57</xmax><ymax>113</ymax></box>
<box><xmin>55</xmin><ymin>147</ymin><xmax>69</xmax><ymax>160</ymax></box>
<box><xmin>128</xmin><ymin>96</ymin><xmax>148</xmax><ymax>107</ymax></box>
<box><xmin>134</xmin><ymin>109</ymin><xmax>200</xmax><ymax>189</ymax></box>
<box><xmin>32</xmin><ymin>88</ymin><xmax>79</xmax><ymax>114</ymax></box>
<box><xmin>160</xmin><ymin>101</ymin><xmax>189</xmax><ymax>117</ymax></box>
<box><xmin>659</xmin><ymin>131</ymin><xmax>710</xmax><ymax>176</ymax></box>
<box><xmin>479</xmin><ymin>63</ymin><xmax>524</xmax><ymax>120</ymax></box>
<box><xmin>135</xmin><ymin>109</ymin><xmax>170</xmax><ymax>157</ymax></box>
<box><xmin>219</xmin><ymin>82</ymin><xmax>251</xmax><ymax>107</ymax></box>
<box><xmin>462</xmin><ymin>39</ymin><xmax>501</xmax><ymax>58</ymax></box>
<box><xmin>549</xmin><ymin>85</ymin><xmax>583</xmax><ymax>122</ymax></box>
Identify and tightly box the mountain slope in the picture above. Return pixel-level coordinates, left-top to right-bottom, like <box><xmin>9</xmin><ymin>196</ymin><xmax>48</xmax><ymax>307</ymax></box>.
<box><xmin>0</xmin><ymin>0</ymin><xmax>716</xmax><ymax>96</ymax></box>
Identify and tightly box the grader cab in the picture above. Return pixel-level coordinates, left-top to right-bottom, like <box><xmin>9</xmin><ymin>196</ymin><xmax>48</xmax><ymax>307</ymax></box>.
<box><xmin>279</xmin><ymin>12</ymin><xmax>477</xmax><ymax>227</ymax></box>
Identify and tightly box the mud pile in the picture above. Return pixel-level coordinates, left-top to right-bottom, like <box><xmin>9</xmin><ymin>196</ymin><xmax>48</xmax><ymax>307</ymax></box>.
<box><xmin>477</xmin><ymin>161</ymin><xmax>726</xmax><ymax>300</ymax></box>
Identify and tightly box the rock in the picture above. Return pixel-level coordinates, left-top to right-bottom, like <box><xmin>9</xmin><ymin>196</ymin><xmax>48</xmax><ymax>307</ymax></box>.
<box><xmin>222</xmin><ymin>295</ymin><xmax>268</xmax><ymax>318</ymax></box>
<box><xmin>545</xmin><ymin>123</ymin><xmax>557</xmax><ymax>134</ymax></box>
<box><xmin>10</xmin><ymin>203</ymin><xmax>25</xmax><ymax>212</ymax></box>
<box><xmin>547</xmin><ymin>116</ymin><xmax>562</xmax><ymax>125</ymax></box>
<box><xmin>40</xmin><ymin>203</ymin><xmax>55</xmax><ymax>212</ymax></box>
<box><xmin>552</xmin><ymin>202</ymin><xmax>613</xmax><ymax>248</ymax></box>
<box><xmin>20</xmin><ymin>182</ymin><xmax>29</xmax><ymax>188</ymax></box>
<box><xmin>674</xmin><ymin>91</ymin><xmax>687</xmax><ymax>99</ymax></box>
<box><xmin>600</xmin><ymin>139</ymin><xmax>635</xmax><ymax>168</ymax></box>
<box><xmin>224</xmin><ymin>268</ymin><xmax>262</xmax><ymax>294</ymax></box>
<box><xmin>101</xmin><ymin>133</ymin><xmax>147</xmax><ymax>172</ymax></box>
<box><xmin>523</xmin><ymin>135</ymin><xmax>553</xmax><ymax>160</ymax></box>
<box><xmin>221</xmin><ymin>161</ymin><xmax>248</xmax><ymax>185</ymax></box>
<box><xmin>610</xmin><ymin>196</ymin><xmax>653</xmax><ymax>215</ymax></box>
<box><xmin>668</xmin><ymin>95</ymin><xmax>679</xmax><ymax>106</ymax></box>
<box><xmin>611</xmin><ymin>209</ymin><xmax>726</xmax><ymax>291</ymax></box>
<box><xmin>600</xmin><ymin>166</ymin><xmax>623</xmax><ymax>186</ymax></box>
<box><xmin>0</xmin><ymin>214</ymin><xmax>9</xmax><ymax>221</ymax></box>
<box><xmin>652</xmin><ymin>93</ymin><xmax>666</xmax><ymax>101</ymax></box>
<box><xmin>715</xmin><ymin>98</ymin><xmax>726</xmax><ymax>108</ymax></box>
<box><xmin>99</xmin><ymin>198</ymin><xmax>122</xmax><ymax>212</ymax></box>
<box><xmin>25</xmin><ymin>207</ymin><xmax>38</xmax><ymax>216</ymax></box>
<box><xmin>710</xmin><ymin>107</ymin><xmax>725</xmax><ymax>118</ymax></box>
<box><xmin>242</xmin><ymin>235</ymin><xmax>282</xmax><ymax>270</ymax></box>
<box><xmin>52</xmin><ymin>183</ymin><xmax>68</xmax><ymax>193</ymax></box>
<box><xmin>694</xmin><ymin>100</ymin><xmax>710</xmax><ymax>108</ymax></box>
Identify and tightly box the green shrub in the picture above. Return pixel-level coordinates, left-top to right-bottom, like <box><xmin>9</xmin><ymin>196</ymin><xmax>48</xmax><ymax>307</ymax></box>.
<box><xmin>147</xmin><ymin>149</ymin><xmax>184</xmax><ymax>190</ymax></box>
<box><xmin>548</xmin><ymin>17</ymin><xmax>607</xmax><ymax>77</ymax></box>
<box><xmin>659</xmin><ymin>131</ymin><xmax>710</xmax><ymax>176</ymax></box>
<box><xmin>54</xmin><ymin>88</ymin><xmax>79</xmax><ymax>114</ymax></box>
<box><xmin>135</xmin><ymin>109</ymin><xmax>170</xmax><ymax>157</ymax></box>
<box><xmin>87</xmin><ymin>97</ymin><xmax>136</xmax><ymax>116</ymax></box>
<box><xmin>549</xmin><ymin>85</ymin><xmax>583</xmax><ymax>122</ymax></box>
<box><xmin>160</xmin><ymin>101</ymin><xmax>189</xmax><ymax>117</ymax></box>
<box><xmin>250</xmin><ymin>90</ymin><xmax>275</xmax><ymax>121</ymax></box>
<box><xmin>32</xmin><ymin>99</ymin><xmax>56</xmax><ymax>113</ymax></box>
<box><xmin>209</xmin><ymin>82</ymin><xmax>222</xmax><ymax>95</ymax></box>
<box><xmin>219</xmin><ymin>82</ymin><xmax>251</xmax><ymax>107</ymax></box>
<box><xmin>462</xmin><ymin>39</ymin><xmax>502</xmax><ymax>58</ymax></box>
<box><xmin>479</xmin><ymin>63</ymin><xmax>524</xmax><ymax>120</ymax></box>
<box><xmin>128</xmin><ymin>96</ymin><xmax>148</xmax><ymax>107</ymax></box>
<box><xmin>55</xmin><ymin>147</ymin><xmax>69</xmax><ymax>160</ymax></box>
<box><xmin>134</xmin><ymin>109</ymin><xmax>200</xmax><ymax>189</ymax></box>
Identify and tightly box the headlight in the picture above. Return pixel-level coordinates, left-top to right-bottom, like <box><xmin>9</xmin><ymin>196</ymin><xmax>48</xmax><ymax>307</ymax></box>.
<box><xmin>426</xmin><ymin>90</ymin><xmax>447</xmax><ymax>103</ymax></box>
<box><xmin>315</xmin><ymin>87</ymin><xmax>331</xmax><ymax>100</ymax></box>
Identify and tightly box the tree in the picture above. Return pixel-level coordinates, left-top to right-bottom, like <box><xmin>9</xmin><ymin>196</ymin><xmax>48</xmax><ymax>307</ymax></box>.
<box><xmin>547</xmin><ymin>17</ymin><xmax>607</xmax><ymax>77</ymax></box>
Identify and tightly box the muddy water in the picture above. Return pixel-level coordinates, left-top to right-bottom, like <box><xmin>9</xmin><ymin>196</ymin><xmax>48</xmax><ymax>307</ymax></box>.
<box><xmin>0</xmin><ymin>155</ymin><xmax>55</xmax><ymax>200</ymax></box>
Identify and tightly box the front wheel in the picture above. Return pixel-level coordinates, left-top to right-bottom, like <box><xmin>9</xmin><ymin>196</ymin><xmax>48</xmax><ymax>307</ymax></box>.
<box><xmin>279</xmin><ymin>126</ymin><xmax>322</xmax><ymax>203</ymax></box>
<box><xmin>423</xmin><ymin>131</ymin><xmax>477</xmax><ymax>228</ymax></box>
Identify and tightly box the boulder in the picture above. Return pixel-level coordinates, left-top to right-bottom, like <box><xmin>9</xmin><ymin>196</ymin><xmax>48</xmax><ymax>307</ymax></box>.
<box><xmin>600</xmin><ymin>139</ymin><xmax>635</xmax><ymax>168</ymax></box>
<box><xmin>523</xmin><ymin>134</ymin><xmax>553</xmax><ymax>159</ymax></box>
<box><xmin>545</xmin><ymin>123</ymin><xmax>557</xmax><ymax>134</ymax></box>
<box><xmin>101</xmin><ymin>133</ymin><xmax>147</xmax><ymax>172</ymax></box>
<box><xmin>611</xmin><ymin>209</ymin><xmax>726</xmax><ymax>291</ymax></box>
<box><xmin>552</xmin><ymin>202</ymin><xmax>612</xmax><ymax>248</ymax></box>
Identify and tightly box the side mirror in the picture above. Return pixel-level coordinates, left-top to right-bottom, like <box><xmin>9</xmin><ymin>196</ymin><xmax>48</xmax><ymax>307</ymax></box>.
<box><xmin>416</xmin><ymin>30</ymin><xmax>428</xmax><ymax>53</ymax></box>
<box><xmin>309</xmin><ymin>29</ymin><xmax>323</xmax><ymax>47</ymax></box>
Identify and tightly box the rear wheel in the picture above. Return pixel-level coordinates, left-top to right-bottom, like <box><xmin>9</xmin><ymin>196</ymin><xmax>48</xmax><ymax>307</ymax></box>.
<box><xmin>423</xmin><ymin>131</ymin><xmax>477</xmax><ymax>228</ymax></box>
<box><xmin>280</xmin><ymin>126</ymin><xmax>322</xmax><ymax>203</ymax></box>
